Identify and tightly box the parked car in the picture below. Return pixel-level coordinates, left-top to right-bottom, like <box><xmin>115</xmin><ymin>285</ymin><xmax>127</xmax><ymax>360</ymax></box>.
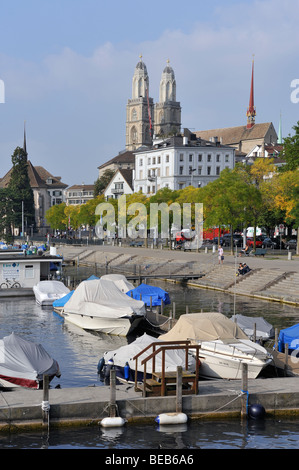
<box><xmin>261</xmin><ymin>237</ymin><xmax>277</xmax><ymax>249</ymax></box>
<box><xmin>213</xmin><ymin>234</ymin><xmax>243</xmax><ymax>247</ymax></box>
<box><xmin>285</xmin><ymin>239</ymin><xmax>297</xmax><ymax>250</ymax></box>
<box><xmin>246</xmin><ymin>237</ymin><xmax>263</xmax><ymax>248</ymax></box>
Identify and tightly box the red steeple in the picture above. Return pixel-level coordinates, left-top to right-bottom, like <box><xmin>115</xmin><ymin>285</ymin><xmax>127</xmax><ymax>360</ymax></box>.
<box><xmin>246</xmin><ymin>57</ymin><xmax>256</xmax><ymax>129</ymax></box>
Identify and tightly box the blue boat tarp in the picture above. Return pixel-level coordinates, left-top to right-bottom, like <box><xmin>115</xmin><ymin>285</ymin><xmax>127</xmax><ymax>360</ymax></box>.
<box><xmin>278</xmin><ymin>323</ymin><xmax>299</xmax><ymax>352</ymax></box>
<box><xmin>126</xmin><ymin>283</ymin><xmax>170</xmax><ymax>306</ymax></box>
<box><xmin>53</xmin><ymin>290</ymin><xmax>74</xmax><ymax>307</ymax></box>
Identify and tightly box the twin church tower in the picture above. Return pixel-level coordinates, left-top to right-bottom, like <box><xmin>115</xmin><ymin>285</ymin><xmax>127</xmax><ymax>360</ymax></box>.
<box><xmin>125</xmin><ymin>57</ymin><xmax>181</xmax><ymax>150</ymax></box>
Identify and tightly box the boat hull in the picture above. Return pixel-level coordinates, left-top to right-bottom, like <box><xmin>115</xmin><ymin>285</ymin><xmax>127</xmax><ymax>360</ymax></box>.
<box><xmin>61</xmin><ymin>311</ymin><xmax>144</xmax><ymax>336</ymax></box>
<box><xmin>197</xmin><ymin>350</ymin><xmax>272</xmax><ymax>380</ymax></box>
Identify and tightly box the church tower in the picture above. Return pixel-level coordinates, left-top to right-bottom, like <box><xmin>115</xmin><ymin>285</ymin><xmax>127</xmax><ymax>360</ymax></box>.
<box><xmin>246</xmin><ymin>57</ymin><xmax>256</xmax><ymax>129</ymax></box>
<box><xmin>154</xmin><ymin>60</ymin><xmax>181</xmax><ymax>137</ymax></box>
<box><xmin>126</xmin><ymin>56</ymin><xmax>154</xmax><ymax>150</ymax></box>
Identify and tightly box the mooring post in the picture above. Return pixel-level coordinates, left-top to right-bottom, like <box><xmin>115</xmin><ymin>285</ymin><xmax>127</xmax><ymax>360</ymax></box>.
<box><xmin>176</xmin><ymin>366</ymin><xmax>183</xmax><ymax>413</ymax></box>
<box><xmin>109</xmin><ymin>369</ymin><xmax>117</xmax><ymax>418</ymax></box>
<box><xmin>42</xmin><ymin>374</ymin><xmax>50</xmax><ymax>426</ymax></box>
<box><xmin>241</xmin><ymin>363</ymin><xmax>248</xmax><ymax>419</ymax></box>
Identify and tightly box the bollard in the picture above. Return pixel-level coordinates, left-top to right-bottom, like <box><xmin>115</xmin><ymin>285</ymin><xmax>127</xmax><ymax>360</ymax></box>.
<box><xmin>288</xmin><ymin>251</ymin><xmax>292</xmax><ymax>260</ymax></box>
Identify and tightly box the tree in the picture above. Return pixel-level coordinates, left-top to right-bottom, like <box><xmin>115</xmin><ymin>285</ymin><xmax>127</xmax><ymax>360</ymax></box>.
<box><xmin>0</xmin><ymin>188</ymin><xmax>15</xmax><ymax>242</ymax></box>
<box><xmin>45</xmin><ymin>203</ymin><xmax>67</xmax><ymax>232</ymax></box>
<box><xmin>8</xmin><ymin>146</ymin><xmax>35</xmax><ymax>234</ymax></box>
<box><xmin>94</xmin><ymin>169</ymin><xmax>115</xmax><ymax>196</ymax></box>
<box><xmin>281</xmin><ymin>121</ymin><xmax>299</xmax><ymax>172</ymax></box>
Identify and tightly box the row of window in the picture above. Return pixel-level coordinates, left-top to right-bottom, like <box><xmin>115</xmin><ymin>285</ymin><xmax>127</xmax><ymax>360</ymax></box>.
<box><xmin>67</xmin><ymin>191</ymin><xmax>94</xmax><ymax>197</ymax></box>
<box><xmin>139</xmin><ymin>153</ymin><xmax>231</xmax><ymax>166</ymax></box>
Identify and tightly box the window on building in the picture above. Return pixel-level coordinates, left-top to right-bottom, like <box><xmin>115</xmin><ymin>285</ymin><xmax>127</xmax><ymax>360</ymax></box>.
<box><xmin>198</xmin><ymin>166</ymin><xmax>202</xmax><ymax>175</ymax></box>
<box><xmin>148</xmin><ymin>157</ymin><xmax>151</xmax><ymax>165</ymax></box>
<box><xmin>198</xmin><ymin>154</ymin><xmax>202</xmax><ymax>162</ymax></box>
<box><xmin>139</xmin><ymin>158</ymin><xmax>143</xmax><ymax>166</ymax></box>
<box><xmin>179</xmin><ymin>166</ymin><xmax>184</xmax><ymax>175</ymax></box>
<box><xmin>25</xmin><ymin>265</ymin><xmax>34</xmax><ymax>279</ymax></box>
<box><xmin>153</xmin><ymin>157</ymin><xmax>156</xmax><ymax>164</ymax></box>
<box><xmin>158</xmin><ymin>156</ymin><xmax>161</xmax><ymax>164</ymax></box>
<box><xmin>180</xmin><ymin>153</ymin><xmax>184</xmax><ymax>161</ymax></box>
<box><xmin>216</xmin><ymin>166</ymin><xmax>220</xmax><ymax>175</ymax></box>
<box><xmin>189</xmin><ymin>154</ymin><xmax>193</xmax><ymax>162</ymax></box>
<box><xmin>216</xmin><ymin>154</ymin><xmax>220</xmax><ymax>162</ymax></box>
<box><xmin>207</xmin><ymin>166</ymin><xmax>211</xmax><ymax>175</ymax></box>
<box><xmin>165</xmin><ymin>155</ymin><xmax>169</xmax><ymax>163</ymax></box>
<box><xmin>207</xmin><ymin>154</ymin><xmax>211</xmax><ymax>162</ymax></box>
<box><xmin>225</xmin><ymin>154</ymin><xmax>229</xmax><ymax>162</ymax></box>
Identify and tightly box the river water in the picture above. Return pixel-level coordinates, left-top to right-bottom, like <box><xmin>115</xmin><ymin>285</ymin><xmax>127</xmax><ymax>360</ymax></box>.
<box><xmin>1</xmin><ymin>269</ymin><xmax>299</xmax><ymax>450</ymax></box>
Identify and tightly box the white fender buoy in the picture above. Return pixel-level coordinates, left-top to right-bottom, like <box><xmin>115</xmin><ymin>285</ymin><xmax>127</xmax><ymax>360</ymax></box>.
<box><xmin>155</xmin><ymin>412</ymin><xmax>188</xmax><ymax>425</ymax></box>
<box><xmin>100</xmin><ymin>417</ymin><xmax>127</xmax><ymax>428</ymax></box>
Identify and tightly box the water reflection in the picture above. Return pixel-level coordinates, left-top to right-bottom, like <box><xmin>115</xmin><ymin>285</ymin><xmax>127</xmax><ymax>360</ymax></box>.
<box><xmin>2</xmin><ymin>418</ymin><xmax>299</xmax><ymax>449</ymax></box>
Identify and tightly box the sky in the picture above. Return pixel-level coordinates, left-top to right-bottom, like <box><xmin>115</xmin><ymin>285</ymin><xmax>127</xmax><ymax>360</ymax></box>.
<box><xmin>0</xmin><ymin>0</ymin><xmax>299</xmax><ymax>187</ymax></box>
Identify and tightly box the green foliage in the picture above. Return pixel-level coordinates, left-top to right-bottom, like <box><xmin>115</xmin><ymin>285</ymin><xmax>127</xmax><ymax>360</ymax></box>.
<box><xmin>94</xmin><ymin>169</ymin><xmax>115</xmax><ymax>196</ymax></box>
<box><xmin>8</xmin><ymin>147</ymin><xmax>35</xmax><ymax>232</ymax></box>
<box><xmin>281</xmin><ymin>121</ymin><xmax>299</xmax><ymax>172</ymax></box>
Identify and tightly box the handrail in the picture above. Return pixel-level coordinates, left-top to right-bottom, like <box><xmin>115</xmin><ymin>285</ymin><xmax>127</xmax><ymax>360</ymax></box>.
<box><xmin>133</xmin><ymin>340</ymin><xmax>201</xmax><ymax>396</ymax></box>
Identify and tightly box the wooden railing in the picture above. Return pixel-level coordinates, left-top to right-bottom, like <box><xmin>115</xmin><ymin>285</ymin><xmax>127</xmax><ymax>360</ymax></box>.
<box><xmin>133</xmin><ymin>340</ymin><xmax>201</xmax><ymax>396</ymax></box>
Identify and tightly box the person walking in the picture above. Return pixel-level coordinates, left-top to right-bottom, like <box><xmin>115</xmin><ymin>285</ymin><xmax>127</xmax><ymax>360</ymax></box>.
<box><xmin>218</xmin><ymin>245</ymin><xmax>224</xmax><ymax>265</ymax></box>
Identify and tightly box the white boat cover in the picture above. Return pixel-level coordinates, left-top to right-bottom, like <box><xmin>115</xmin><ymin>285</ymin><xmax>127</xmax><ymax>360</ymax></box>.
<box><xmin>33</xmin><ymin>280</ymin><xmax>70</xmax><ymax>304</ymax></box>
<box><xmin>63</xmin><ymin>279</ymin><xmax>145</xmax><ymax>319</ymax></box>
<box><xmin>103</xmin><ymin>333</ymin><xmax>195</xmax><ymax>373</ymax></box>
<box><xmin>231</xmin><ymin>314</ymin><xmax>275</xmax><ymax>341</ymax></box>
<box><xmin>100</xmin><ymin>274</ymin><xmax>134</xmax><ymax>293</ymax></box>
<box><xmin>0</xmin><ymin>333</ymin><xmax>60</xmax><ymax>389</ymax></box>
<box><xmin>159</xmin><ymin>312</ymin><xmax>249</xmax><ymax>342</ymax></box>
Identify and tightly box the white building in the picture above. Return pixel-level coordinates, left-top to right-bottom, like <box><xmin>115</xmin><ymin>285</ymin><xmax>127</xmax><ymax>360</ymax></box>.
<box><xmin>104</xmin><ymin>169</ymin><xmax>133</xmax><ymax>199</ymax></box>
<box><xmin>133</xmin><ymin>130</ymin><xmax>235</xmax><ymax>195</ymax></box>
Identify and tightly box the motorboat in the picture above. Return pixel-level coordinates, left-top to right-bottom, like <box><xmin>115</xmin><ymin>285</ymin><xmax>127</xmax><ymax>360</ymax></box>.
<box><xmin>126</xmin><ymin>283</ymin><xmax>171</xmax><ymax>307</ymax></box>
<box><xmin>33</xmin><ymin>280</ymin><xmax>70</xmax><ymax>306</ymax></box>
<box><xmin>59</xmin><ymin>278</ymin><xmax>146</xmax><ymax>336</ymax></box>
<box><xmin>159</xmin><ymin>312</ymin><xmax>273</xmax><ymax>380</ymax></box>
<box><xmin>0</xmin><ymin>332</ymin><xmax>60</xmax><ymax>389</ymax></box>
<box><xmin>98</xmin><ymin>333</ymin><xmax>196</xmax><ymax>383</ymax></box>
<box><xmin>231</xmin><ymin>314</ymin><xmax>275</xmax><ymax>343</ymax></box>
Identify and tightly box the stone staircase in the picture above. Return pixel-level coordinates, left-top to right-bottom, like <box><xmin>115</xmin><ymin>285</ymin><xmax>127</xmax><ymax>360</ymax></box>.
<box><xmin>260</xmin><ymin>272</ymin><xmax>299</xmax><ymax>303</ymax></box>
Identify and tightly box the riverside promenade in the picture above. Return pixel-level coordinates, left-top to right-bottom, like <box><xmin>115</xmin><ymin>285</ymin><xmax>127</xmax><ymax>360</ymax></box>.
<box><xmin>58</xmin><ymin>242</ymin><xmax>299</xmax><ymax>306</ymax></box>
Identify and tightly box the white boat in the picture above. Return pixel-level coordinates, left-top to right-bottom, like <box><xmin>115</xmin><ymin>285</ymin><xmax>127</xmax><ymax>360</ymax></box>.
<box><xmin>0</xmin><ymin>332</ymin><xmax>60</xmax><ymax>389</ymax></box>
<box><xmin>60</xmin><ymin>279</ymin><xmax>146</xmax><ymax>336</ymax></box>
<box><xmin>99</xmin><ymin>333</ymin><xmax>196</xmax><ymax>383</ymax></box>
<box><xmin>33</xmin><ymin>280</ymin><xmax>70</xmax><ymax>306</ymax></box>
<box><xmin>159</xmin><ymin>312</ymin><xmax>273</xmax><ymax>380</ymax></box>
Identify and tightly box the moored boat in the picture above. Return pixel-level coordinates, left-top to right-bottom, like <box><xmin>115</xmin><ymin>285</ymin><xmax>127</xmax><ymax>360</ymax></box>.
<box><xmin>159</xmin><ymin>312</ymin><xmax>273</xmax><ymax>380</ymax></box>
<box><xmin>33</xmin><ymin>280</ymin><xmax>70</xmax><ymax>306</ymax></box>
<box><xmin>59</xmin><ymin>278</ymin><xmax>146</xmax><ymax>336</ymax></box>
<box><xmin>0</xmin><ymin>332</ymin><xmax>60</xmax><ymax>389</ymax></box>
<box><xmin>99</xmin><ymin>332</ymin><xmax>196</xmax><ymax>383</ymax></box>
